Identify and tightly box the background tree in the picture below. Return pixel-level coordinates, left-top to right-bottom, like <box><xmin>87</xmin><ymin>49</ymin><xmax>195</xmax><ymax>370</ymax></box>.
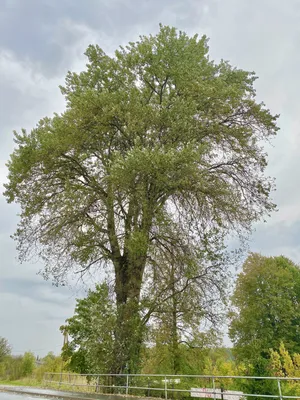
<box><xmin>21</xmin><ymin>352</ymin><xmax>35</xmax><ymax>377</ymax></box>
<box><xmin>1</xmin><ymin>356</ymin><xmax>23</xmax><ymax>381</ymax></box>
<box><xmin>269</xmin><ymin>344</ymin><xmax>300</xmax><ymax>397</ymax></box>
<box><xmin>143</xmin><ymin>328</ymin><xmax>221</xmax><ymax>375</ymax></box>
<box><xmin>5</xmin><ymin>25</ymin><xmax>278</xmax><ymax>373</ymax></box>
<box><xmin>229</xmin><ymin>253</ymin><xmax>300</xmax><ymax>373</ymax></box>
<box><xmin>0</xmin><ymin>337</ymin><xmax>11</xmax><ymax>362</ymax></box>
<box><xmin>61</xmin><ymin>283</ymin><xmax>116</xmax><ymax>374</ymax></box>
<box><xmin>34</xmin><ymin>352</ymin><xmax>67</xmax><ymax>382</ymax></box>
<box><xmin>142</xmin><ymin>248</ymin><xmax>227</xmax><ymax>374</ymax></box>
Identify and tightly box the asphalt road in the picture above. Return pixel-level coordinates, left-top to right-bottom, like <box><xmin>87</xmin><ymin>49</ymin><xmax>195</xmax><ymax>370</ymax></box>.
<box><xmin>0</xmin><ymin>386</ymin><xmax>136</xmax><ymax>400</ymax></box>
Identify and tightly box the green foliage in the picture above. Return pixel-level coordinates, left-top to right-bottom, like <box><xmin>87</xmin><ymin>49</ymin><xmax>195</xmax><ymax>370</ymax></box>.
<box><xmin>61</xmin><ymin>283</ymin><xmax>116</xmax><ymax>374</ymax></box>
<box><xmin>0</xmin><ymin>356</ymin><xmax>24</xmax><ymax>381</ymax></box>
<box><xmin>143</xmin><ymin>249</ymin><xmax>227</xmax><ymax>374</ymax></box>
<box><xmin>5</xmin><ymin>25</ymin><xmax>278</xmax><ymax>372</ymax></box>
<box><xmin>142</xmin><ymin>345</ymin><xmax>248</xmax><ymax>398</ymax></box>
<box><xmin>142</xmin><ymin>339</ymin><xmax>224</xmax><ymax>375</ymax></box>
<box><xmin>0</xmin><ymin>349</ymin><xmax>65</xmax><ymax>383</ymax></box>
<box><xmin>270</xmin><ymin>343</ymin><xmax>293</xmax><ymax>376</ymax></box>
<box><xmin>269</xmin><ymin>344</ymin><xmax>300</xmax><ymax>397</ymax></box>
<box><xmin>229</xmin><ymin>253</ymin><xmax>300</xmax><ymax>367</ymax></box>
<box><xmin>21</xmin><ymin>352</ymin><xmax>35</xmax><ymax>377</ymax></box>
<box><xmin>229</xmin><ymin>252</ymin><xmax>300</xmax><ymax>400</ymax></box>
<box><xmin>0</xmin><ymin>337</ymin><xmax>11</xmax><ymax>362</ymax></box>
<box><xmin>34</xmin><ymin>352</ymin><xmax>66</xmax><ymax>382</ymax></box>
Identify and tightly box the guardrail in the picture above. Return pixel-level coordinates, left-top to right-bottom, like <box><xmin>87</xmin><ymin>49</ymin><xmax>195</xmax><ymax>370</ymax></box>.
<box><xmin>43</xmin><ymin>372</ymin><xmax>300</xmax><ymax>400</ymax></box>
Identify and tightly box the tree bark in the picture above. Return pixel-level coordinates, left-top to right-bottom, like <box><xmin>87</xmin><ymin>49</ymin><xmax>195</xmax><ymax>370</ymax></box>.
<box><xmin>111</xmin><ymin>256</ymin><xmax>145</xmax><ymax>373</ymax></box>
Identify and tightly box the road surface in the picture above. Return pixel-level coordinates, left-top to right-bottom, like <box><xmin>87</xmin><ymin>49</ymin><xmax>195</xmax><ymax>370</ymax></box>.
<box><xmin>0</xmin><ymin>386</ymin><xmax>139</xmax><ymax>400</ymax></box>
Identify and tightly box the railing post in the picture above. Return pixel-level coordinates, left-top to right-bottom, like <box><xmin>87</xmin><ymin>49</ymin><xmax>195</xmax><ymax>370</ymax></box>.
<box><xmin>212</xmin><ymin>377</ymin><xmax>216</xmax><ymax>400</ymax></box>
<box><xmin>220</xmin><ymin>383</ymin><xmax>224</xmax><ymax>400</ymax></box>
<box><xmin>126</xmin><ymin>374</ymin><xmax>129</xmax><ymax>396</ymax></box>
<box><xmin>96</xmin><ymin>375</ymin><xmax>100</xmax><ymax>393</ymax></box>
<box><xmin>277</xmin><ymin>379</ymin><xmax>283</xmax><ymax>400</ymax></box>
<box><xmin>164</xmin><ymin>376</ymin><xmax>168</xmax><ymax>400</ymax></box>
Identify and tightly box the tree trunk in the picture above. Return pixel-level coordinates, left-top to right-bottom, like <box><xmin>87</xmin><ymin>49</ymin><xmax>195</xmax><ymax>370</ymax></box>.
<box><xmin>107</xmin><ymin>188</ymin><xmax>153</xmax><ymax>373</ymax></box>
<box><xmin>112</xmin><ymin>299</ymin><xmax>144</xmax><ymax>374</ymax></box>
<box><xmin>111</xmin><ymin>256</ymin><xmax>146</xmax><ymax>374</ymax></box>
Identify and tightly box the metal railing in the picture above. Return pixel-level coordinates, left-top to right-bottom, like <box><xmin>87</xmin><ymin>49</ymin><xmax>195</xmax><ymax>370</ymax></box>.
<box><xmin>43</xmin><ymin>372</ymin><xmax>300</xmax><ymax>400</ymax></box>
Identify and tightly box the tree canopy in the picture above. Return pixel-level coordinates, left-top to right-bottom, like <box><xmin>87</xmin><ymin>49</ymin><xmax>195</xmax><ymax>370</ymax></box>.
<box><xmin>5</xmin><ymin>25</ymin><xmax>278</xmax><ymax>372</ymax></box>
<box><xmin>229</xmin><ymin>253</ymin><xmax>300</xmax><ymax>368</ymax></box>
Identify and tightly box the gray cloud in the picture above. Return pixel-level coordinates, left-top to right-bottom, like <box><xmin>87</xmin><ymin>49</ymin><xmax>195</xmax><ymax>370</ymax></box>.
<box><xmin>0</xmin><ymin>278</ymin><xmax>72</xmax><ymax>306</ymax></box>
<box><xmin>0</xmin><ymin>0</ymin><xmax>214</xmax><ymax>77</ymax></box>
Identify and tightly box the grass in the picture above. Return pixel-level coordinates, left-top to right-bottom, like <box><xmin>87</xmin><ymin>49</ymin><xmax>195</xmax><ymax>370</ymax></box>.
<box><xmin>0</xmin><ymin>378</ymin><xmax>43</xmax><ymax>387</ymax></box>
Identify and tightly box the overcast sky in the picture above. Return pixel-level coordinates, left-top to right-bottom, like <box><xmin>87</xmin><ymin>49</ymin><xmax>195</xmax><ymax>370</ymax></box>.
<box><xmin>0</xmin><ymin>0</ymin><xmax>300</xmax><ymax>356</ymax></box>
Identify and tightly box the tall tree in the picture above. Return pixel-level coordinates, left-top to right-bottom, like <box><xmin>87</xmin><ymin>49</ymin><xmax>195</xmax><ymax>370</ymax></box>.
<box><xmin>229</xmin><ymin>253</ymin><xmax>300</xmax><ymax>371</ymax></box>
<box><xmin>5</xmin><ymin>25</ymin><xmax>278</xmax><ymax>372</ymax></box>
